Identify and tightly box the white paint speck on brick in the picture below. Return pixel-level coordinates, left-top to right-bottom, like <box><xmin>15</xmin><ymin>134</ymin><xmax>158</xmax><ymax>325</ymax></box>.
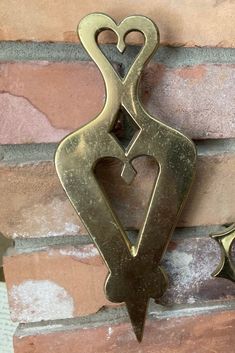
<box><xmin>106</xmin><ymin>326</ymin><xmax>113</xmax><ymax>340</ymax></box>
<box><xmin>12</xmin><ymin>198</ymin><xmax>81</xmax><ymax>238</ymax></box>
<box><xmin>162</xmin><ymin>238</ymin><xmax>220</xmax><ymax>304</ymax></box>
<box><xmin>59</xmin><ymin>244</ymin><xmax>99</xmax><ymax>259</ymax></box>
<box><xmin>10</xmin><ymin>280</ymin><xmax>74</xmax><ymax>322</ymax></box>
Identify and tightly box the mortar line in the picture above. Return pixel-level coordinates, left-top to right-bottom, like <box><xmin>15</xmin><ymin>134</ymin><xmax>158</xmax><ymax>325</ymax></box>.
<box><xmin>1</xmin><ymin>139</ymin><xmax>235</xmax><ymax>165</ymax></box>
<box><xmin>15</xmin><ymin>299</ymin><xmax>235</xmax><ymax>337</ymax></box>
<box><xmin>13</xmin><ymin>224</ymin><xmax>227</xmax><ymax>253</ymax></box>
<box><xmin>0</xmin><ymin>42</ymin><xmax>234</xmax><ymax>67</ymax></box>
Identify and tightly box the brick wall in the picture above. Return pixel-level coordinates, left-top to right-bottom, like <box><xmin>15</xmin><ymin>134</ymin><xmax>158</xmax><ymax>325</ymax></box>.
<box><xmin>1</xmin><ymin>1</ymin><xmax>235</xmax><ymax>352</ymax></box>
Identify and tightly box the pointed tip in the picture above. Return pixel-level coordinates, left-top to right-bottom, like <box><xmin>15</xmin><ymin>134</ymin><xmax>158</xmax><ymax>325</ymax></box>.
<box><xmin>126</xmin><ymin>297</ymin><xmax>149</xmax><ymax>343</ymax></box>
<box><xmin>134</xmin><ymin>327</ymin><xmax>144</xmax><ymax>343</ymax></box>
<box><xmin>130</xmin><ymin>315</ymin><xmax>144</xmax><ymax>342</ymax></box>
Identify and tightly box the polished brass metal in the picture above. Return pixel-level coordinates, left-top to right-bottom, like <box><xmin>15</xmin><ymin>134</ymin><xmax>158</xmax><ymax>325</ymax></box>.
<box><xmin>211</xmin><ymin>224</ymin><xmax>235</xmax><ymax>283</ymax></box>
<box><xmin>0</xmin><ymin>233</ymin><xmax>13</xmax><ymax>282</ymax></box>
<box><xmin>55</xmin><ymin>13</ymin><xmax>196</xmax><ymax>341</ymax></box>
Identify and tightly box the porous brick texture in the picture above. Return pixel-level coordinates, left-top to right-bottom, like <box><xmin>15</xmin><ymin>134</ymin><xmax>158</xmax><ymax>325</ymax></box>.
<box><xmin>1</xmin><ymin>1</ymin><xmax>235</xmax><ymax>352</ymax></box>
<box><xmin>0</xmin><ymin>152</ymin><xmax>234</xmax><ymax>239</ymax></box>
<box><xmin>3</xmin><ymin>238</ymin><xmax>235</xmax><ymax>323</ymax></box>
<box><xmin>0</xmin><ymin>0</ymin><xmax>235</xmax><ymax>46</ymax></box>
<box><xmin>0</xmin><ymin>62</ymin><xmax>234</xmax><ymax>144</ymax></box>
<box><xmin>13</xmin><ymin>310</ymin><xmax>235</xmax><ymax>353</ymax></box>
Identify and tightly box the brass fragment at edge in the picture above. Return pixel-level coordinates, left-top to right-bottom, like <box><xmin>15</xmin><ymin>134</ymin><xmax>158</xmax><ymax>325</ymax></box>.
<box><xmin>0</xmin><ymin>233</ymin><xmax>13</xmax><ymax>282</ymax></box>
<box><xmin>55</xmin><ymin>13</ymin><xmax>197</xmax><ymax>341</ymax></box>
<box><xmin>211</xmin><ymin>224</ymin><xmax>235</xmax><ymax>283</ymax></box>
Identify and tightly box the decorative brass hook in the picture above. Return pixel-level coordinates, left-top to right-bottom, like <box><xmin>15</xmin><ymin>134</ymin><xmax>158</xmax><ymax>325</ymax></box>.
<box><xmin>55</xmin><ymin>13</ymin><xmax>196</xmax><ymax>341</ymax></box>
<box><xmin>211</xmin><ymin>224</ymin><xmax>235</xmax><ymax>283</ymax></box>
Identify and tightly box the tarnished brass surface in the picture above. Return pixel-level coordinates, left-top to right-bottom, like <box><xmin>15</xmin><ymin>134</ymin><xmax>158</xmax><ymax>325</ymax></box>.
<box><xmin>0</xmin><ymin>233</ymin><xmax>13</xmax><ymax>282</ymax></box>
<box><xmin>211</xmin><ymin>225</ymin><xmax>235</xmax><ymax>283</ymax></box>
<box><xmin>55</xmin><ymin>13</ymin><xmax>196</xmax><ymax>341</ymax></box>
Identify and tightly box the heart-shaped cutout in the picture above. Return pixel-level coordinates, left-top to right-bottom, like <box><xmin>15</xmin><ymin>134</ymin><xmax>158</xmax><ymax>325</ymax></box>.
<box><xmin>78</xmin><ymin>13</ymin><xmax>159</xmax><ymax>80</ymax></box>
<box><xmin>94</xmin><ymin>155</ymin><xmax>159</xmax><ymax>250</ymax></box>
<box><xmin>97</xmin><ymin>30</ymin><xmax>144</xmax><ymax>78</ymax></box>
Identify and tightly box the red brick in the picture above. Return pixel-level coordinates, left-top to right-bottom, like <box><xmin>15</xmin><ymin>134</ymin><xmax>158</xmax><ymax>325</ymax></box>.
<box><xmin>1</xmin><ymin>0</ymin><xmax>235</xmax><ymax>46</ymax></box>
<box><xmin>0</xmin><ymin>152</ymin><xmax>234</xmax><ymax>239</ymax></box>
<box><xmin>0</xmin><ymin>162</ymin><xmax>85</xmax><ymax>239</ymax></box>
<box><xmin>4</xmin><ymin>237</ymin><xmax>235</xmax><ymax>323</ymax></box>
<box><xmin>180</xmin><ymin>153</ymin><xmax>235</xmax><ymax>226</ymax></box>
<box><xmin>0</xmin><ymin>62</ymin><xmax>234</xmax><ymax>144</ymax></box>
<box><xmin>141</xmin><ymin>64</ymin><xmax>235</xmax><ymax>139</ymax></box>
<box><xmin>13</xmin><ymin>310</ymin><xmax>235</xmax><ymax>353</ymax></box>
<box><xmin>0</xmin><ymin>62</ymin><xmax>104</xmax><ymax>144</ymax></box>
<box><xmin>4</xmin><ymin>245</ymin><xmax>110</xmax><ymax>322</ymax></box>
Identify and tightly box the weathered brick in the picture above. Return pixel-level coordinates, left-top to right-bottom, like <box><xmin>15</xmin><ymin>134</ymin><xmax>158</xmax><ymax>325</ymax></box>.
<box><xmin>141</xmin><ymin>64</ymin><xmax>235</xmax><ymax>139</ymax></box>
<box><xmin>4</xmin><ymin>245</ymin><xmax>110</xmax><ymax>322</ymax></box>
<box><xmin>0</xmin><ymin>161</ymin><xmax>85</xmax><ymax>238</ymax></box>
<box><xmin>0</xmin><ymin>62</ymin><xmax>234</xmax><ymax>144</ymax></box>
<box><xmin>13</xmin><ymin>310</ymin><xmax>235</xmax><ymax>353</ymax></box>
<box><xmin>0</xmin><ymin>0</ymin><xmax>235</xmax><ymax>46</ymax></box>
<box><xmin>4</xmin><ymin>237</ymin><xmax>235</xmax><ymax>323</ymax></box>
<box><xmin>0</xmin><ymin>152</ymin><xmax>234</xmax><ymax>239</ymax></box>
<box><xmin>0</xmin><ymin>62</ymin><xmax>104</xmax><ymax>144</ymax></box>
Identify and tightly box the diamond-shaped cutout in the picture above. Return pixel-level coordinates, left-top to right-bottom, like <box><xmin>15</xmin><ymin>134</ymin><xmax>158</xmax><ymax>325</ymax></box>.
<box><xmin>110</xmin><ymin>107</ymin><xmax>140</xmax><ymax>150</ymax></box>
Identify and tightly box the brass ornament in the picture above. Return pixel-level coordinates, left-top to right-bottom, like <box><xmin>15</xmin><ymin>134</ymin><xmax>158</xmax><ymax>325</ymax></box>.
<box><xmin>211</xmin><ymin>224</ymin><xmax>235</xmax><ymax>283</ymax></box>
<box><xmin>55</xmin><ymin>13</ymin><xmax>196</xmax><ymax>341</ymax></box>
<box><xmin>0</xmin><ymin>233</ymin><xmax>13</xmax><ymax>282</ymax></box>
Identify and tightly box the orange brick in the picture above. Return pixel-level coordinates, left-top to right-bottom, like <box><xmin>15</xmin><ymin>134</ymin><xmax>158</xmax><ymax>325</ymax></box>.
<box><xmin>0</xmin><ymin>62</ymin><xmax>234</xmax><ymax>144</ymax></box>
<box><xmin>13</xmin><ymin>310</ymin><xmax>235</xmax><ymax>353</ymax></box>
<box><xmin>0</xmin><ymin>161</ymin><xmax>85</xmax><ymax>239</ymax></box>
<box><xmin>0</xmin><ymin>62</ymin><xmax>104</xmax><ymax>144</ymax></box>
<box><xmin>0</xmin><ymin>1</ymin><xmax>235</xmax><ymax>46</ymax></box>
<box><xmin>4</xmin><ymin>237</ymin><xmax>235</xmax><ymax>323</ymax></box>
<box><xmin>4</xmin><ymin>245</ymin><xmax>110</xmax><ymax>322</ymax></box>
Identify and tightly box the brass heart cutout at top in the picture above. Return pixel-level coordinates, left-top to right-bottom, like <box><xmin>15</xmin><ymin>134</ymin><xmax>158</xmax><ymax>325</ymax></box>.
<box><xmin>55</xmin><ymin>13</ymin><xmax>196</xmax><ymax>341</ymax></box>
<box><xmin>97</xmin><ymin>30</ymin><xmax>144</xmax><ymax>78</ymax></box>
<box><xmin>78</xmin><ymin>12</ymin><xmax>159</xmax><ymax>84</ymax></box>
